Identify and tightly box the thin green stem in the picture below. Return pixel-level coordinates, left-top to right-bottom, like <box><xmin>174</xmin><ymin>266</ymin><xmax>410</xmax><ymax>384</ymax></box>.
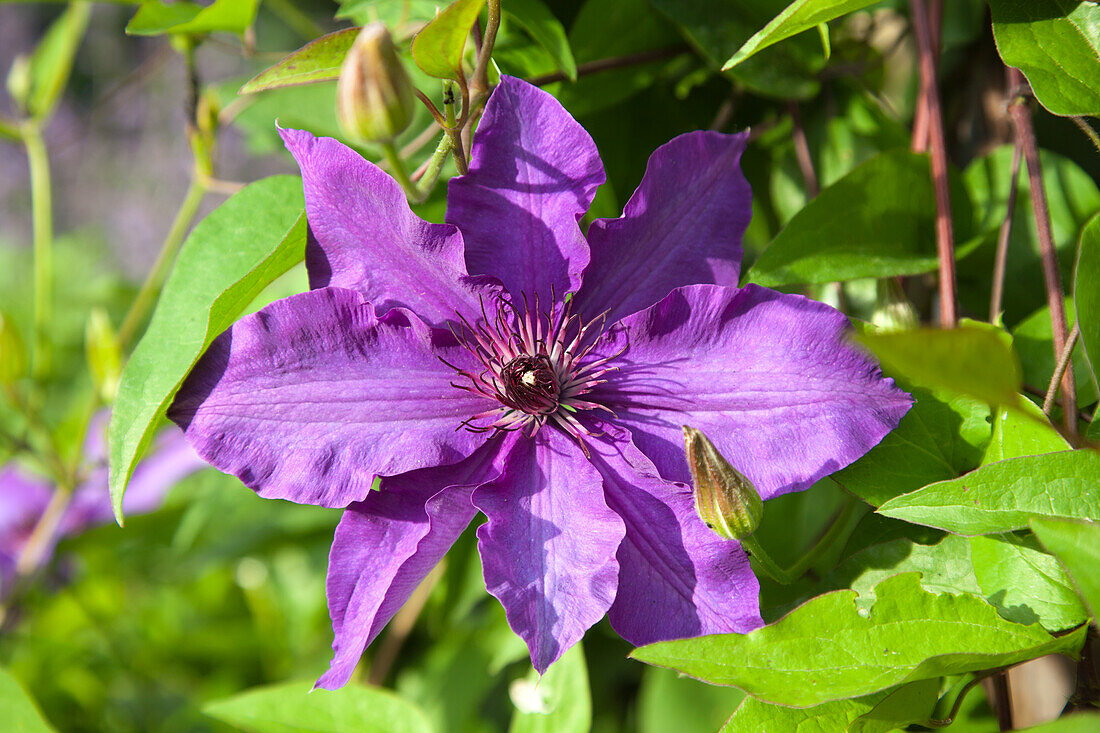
<box><xmin>0</xmin><ymin>115</ymin><xmax>20</xmax><ymax>142</ymax></box>
<box><xmin>118</xmin><ymin>179</ymin><xmax>207</xmax><ymax>349</ymax></box>
<box><xmin>739</xmin><ymin>535</ymin><xmax>794</xmax><ymax>585</ymax></box>
<box><xmin>381</xmin><ymin>142</ymin><xmax>418</xmax><ymax>202</ymax></box>
<box><xmin>414</xmin><ymin>134</ymin><xmax>453</xmax><ymax>200</ymax></box>
<box><xmin>923</xmin><ymin>671</ymin><xmax>997</xmax><ymax>727</ymax></box>
<box><xmin>22</xmin><ymin>122</ymin><xmax>53</xmax><ymax>381</ymax></box>
<box><xmin>443</xmin><ymin>82</ymin><xmax>468</xmax><ymax>175</ymax></box>
<box><xmin>741</xmin><ymin>495</ymin><xmax>861</xmax><ymax>585</ymax></box>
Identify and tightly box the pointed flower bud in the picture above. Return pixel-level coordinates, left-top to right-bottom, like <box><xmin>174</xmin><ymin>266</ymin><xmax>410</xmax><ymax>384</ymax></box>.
<box><xmin>682</xmin><ymin>425</ymin><xmax>763</xmax><ymax>541</ymax></box>
<box><xmin>336</xmin><ymin>23</ymin><xmax>416</xmax><ymax>144</ymax></box>
<box><xmin>85</xmin><ymin>308</ymin><xmax>121</xmax><ymax>402</ymax></box>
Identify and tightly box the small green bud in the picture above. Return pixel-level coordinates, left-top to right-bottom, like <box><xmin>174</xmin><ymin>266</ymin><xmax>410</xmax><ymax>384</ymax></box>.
<box><xmin>6</xmin><ymin>54</ymin><xmax>32</xmax><ymax>112</ymax></box>
<box><xmin>85</xmin><ymin>308</ymin><xmax>121</xmax><ymax>403</ymax></box>
<box><xmin>0</xmin><ymin>311</ymin><xmax>27</xmax><ymax>385</ymax></box>
<box><xmin>682</xmin><ymin>425</ymin><xmax>763</xmax><ymax>541</ymax></box>
<box><xmin>336</xmin><ymin>23</ymin><xmax>416</xmax><ymax>144</ymax></box>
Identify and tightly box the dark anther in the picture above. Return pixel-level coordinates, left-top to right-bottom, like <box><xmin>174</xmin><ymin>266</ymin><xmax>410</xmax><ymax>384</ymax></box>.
<box><xmin>500</xmin><ymin>354</ymin><xmax>559</xmax><ymax>414</ymax></box>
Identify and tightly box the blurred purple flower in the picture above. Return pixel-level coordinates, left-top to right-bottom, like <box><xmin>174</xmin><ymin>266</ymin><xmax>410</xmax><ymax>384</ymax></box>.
<box><xmin>0</xmin><ymin>413</ymin><xmax>205</xmax><ymax>595</ymax></box>
<box><xmin>169</xmin><ymin>76</ymin><xmax>910</xmax><ymax>684</ymax></box>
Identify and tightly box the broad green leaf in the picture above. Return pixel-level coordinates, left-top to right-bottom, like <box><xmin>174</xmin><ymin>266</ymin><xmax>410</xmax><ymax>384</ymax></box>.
<box><xmin>723</xmin><ymin>693</ymin><xmax>885</xmax><ymax>731</ymax></box>
<box><xmin>723</xmin><ymin>0</ymin><xmax>876</xmax><ymax>70</ymax></box>
<box><xmin>847</xmin><ymin>678</ymin><xmax>941</xmax><ymax>733</ymax></box>
<box><xmin>411</xmin><ymin>0</ymin><xmax>486</xmax><ymax>80</ymax></box>
<box><xmin>240</xmin><ymin>28</ymin><xmax>361</xmax><ymax>94</ymax></box>
<box><xmin>748</xmin><ymin>150</ymin><xmax>979</xmax><ymax>287</ymax></box>
<box><xmin>336</xmin><ymin>0</ymin><xmax>439</xmax><ymax>30</ymax></box>
<box><xmin>1031</xmin><ymin>517</ymin><xmax>1100</xmax><ymax>621</ymax></box>
<box><xmin>633</xmin><ymin>574</ymin><xmax>1085</xmax><ymax>707</ymax></box>
<box><xmin>835</xmin><ymin>387</ymin><xmax>990</xmax><ymax>506</ymax></box>
<box><xmin>970</xmin><ymin>532</ymin><xmax>1087</xmax><ymax>630</ymax></box>
<box><xmin>990</xmin><ymin>0</ymin><xmax>1100</xmax><ymax>116</ymax></box>
<box><xmin>126</xmin><ymin>0</ymin><xmax>260</xmax><ymax>37</ymax></box>
<box><xmin>828</xmin><ymin>535</ymin><xmax>982</xmax><ymax>611</ymax></box>
<box><xmin>1013</xmin><ymin>300</ymin><xmax>1098</xmax><ymax>407</ymax></box>
<box><xmin>503</xmin><ymin>0</ymin><xmax>577</xmax><ymax>81</ymax></box>
<box><xmin>1020</xmin><ymin>712</ymin><xmax>1100</xmax><ymax>732</ymax></box>
<box><xmin>855</xmin><ymin>322</ymin><xmax>1023</xmax><ymax>411</ymax></box>
<box><xmin>26</xmin><ymin>1</ymin><xmax>91</xmax><ymax>120</ymax></box>
<box><xmin>1076</xmin><ymin>213</ymin><xmax>1100</xmax><ymax>391</ymax></box>
<box><xmin>509</xmin><ymin>643</ymin><xmax>589</xmax><ymax>733</ymax></box>
<box><xmin>961</xmin><ymin>145</ymin><xmax>1100</xmax><ymax>327</ymax></box>
<box><xmin>647</xmin><ymin>0</ymin><xmax>822</xmax><ymax>100</ymax></box>
<box><xmin>878</xmin><ymin>449</ymin><xmax>1100</xmax><ymax>535</ymax></box>
<box><xmin>109</xmin><ymin>176</ymin><xmax>306</xmax><ymax>523</ymax></box>
<box><xmin>0</xmin><ymin>668</ymin><xmax>54</xmax><ymax>732</ymax></box>
<box><xmin>203</xmin><ymin>680</ymin><xmax>431</xmax><ymax>733</ymax></box>
<box><xmin>982</xmin><ymin>402</ymin><xmax>1070</xmax><ymax>465</ymax></box>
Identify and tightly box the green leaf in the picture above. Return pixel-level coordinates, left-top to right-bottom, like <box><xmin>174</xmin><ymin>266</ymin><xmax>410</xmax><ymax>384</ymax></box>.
<box><xmin>723</xmin><ymin>693</ymin><xmax>885</xmax><ymax>731</ymax></box>
<box><xmin>639</xmin><ymin>667</ymin><xmax>744</xmax><ymax>733</ymax></box>
<box><xmin>970</xmin><ymin>532</ymin><xmax>1087</xmax><ymax>630</ymax></box>
<box><xmin>509</xmin><ymin>643</ymin><xmax>590</xmax><ymax>733</ymax></box>
<box><xmin>203</xmin><ymin>680</ymin><xmax>432</xmax><ymax>733</ymax></box>
<box><xmin>109</xmin><ymin>176</ymin><xmax>306</xmax><ymax>523</ymax></box>
<box><xmin>647</xmin><ymin>0</ymin><xmax>822</xmax><ymax>100</ymax></box>
<box><xmin>847</xmin><ymin>678</ymin><xmax>941</xmax><ymax>733</ymax></box>
<box><xmin>1013</xmin><ymin>299</ymin><xmax>1098</xmax><ymax>408</ymax></box>
<box><xmin>723</xmin><ymin>0</ymin><xmax>877</xmax><ymax>70</ymax></box>
<box><xmin>990</xmin><ymin>0</ymin><xmax>1100</xmax><ymax>117</ymax></box>
<box><xmin>1031</xmin><ymin>516</ymin><xmax>1100</xmax><ymax>621</ymax></box>
<box><xmin>26</xmin><ymin>1</ymin><xmax>91</xmax><ymax>120</ymax></box>
<box><xmin>411</xmin><ymin>0</ymin><xmax>486</xmax><ymax>80</ymax></box>
<box><xmin>1076</xmin><ymin>213</ymin><xmax>1100</xmax><ymax>392</ymax></box>
<box><xmin>878</xmin><ymin>449</ymin><xmax>1100</xmax><ymax>535</ymax></box>
<box><xmin>747</xmin><ymin>150</ymin><xmax>979</xmax><ymax>287</ymax></box>
<box><xmin>982</xmin><ymin>402</ymin><xmax>1070</xmax><ymax>465</ymax></box>
<box><xmin>126</xmin><ymin>0</ymin><xmax>260</xmax><ymax>37</ymax></box>
<box><xmin>1019</xmin><ymin>712</ymin><xmax>1100</xmax><ymax>732</ymax></box>
<box><xmin>835</xmin><ymin>387</ymin><xmax>990</xmax><ymax>506</ymax></box>
<box><xmin>503</xmin><ymin>0</ymin><xmax>576</xmax><ymax>81</ymax></box>
<box><xmin>240</xmin><ymin>28</ymin><xmax>361</xmax><ymax>94</ymax></box>
<box><xmin>632</xmin><ymin>573</ymin><xmax>1085</xmax><ymax>707</ymax></box>
<box><xmin>0</xmin><ymin>668</ymin><xmax>55</xmax><ymax>732</ymax></box>
<box><xmin>855</xmin><ymin>321</ymin><xmax>1023</xmax><ymax>411</ymax></box>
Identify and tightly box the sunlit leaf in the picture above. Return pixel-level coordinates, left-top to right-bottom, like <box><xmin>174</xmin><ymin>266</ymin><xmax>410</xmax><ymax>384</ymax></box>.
<box><xmin>240</xmin><ymin>28</ymin><xmax>361</xmax><ymax>94</ymax></box>
<box><xmin>126</xmin><ymin>0</ymin><xmax>260</xmax><ymax>37</ymax></box>
<box><xmin>1031</xmin><ymin>516</ymin><xmax>1100</xmax><ymax>622</ymax></box>
<box><xmin>723</xmin><ymin>0</ymin><xmax>877</xmax><ymax>70</ymax></box>
<box><xmin>0</xmin><ymin>668</ymin><xmax>55</xmax><ymax>733</ymax></box>
<box><xmin>411</xmin><ymin>0</ymin><xmax>486</xmax><ymax>80</ymax></box>
<box><xmin>1076</xmin><ymin>213</ymin><xmax>1100</xmax><ymax>392</ymax></box>
<box><xmin>504</xmin><ymin>0</ymin><xmax>576</xmax><ymax>81</ymax></box>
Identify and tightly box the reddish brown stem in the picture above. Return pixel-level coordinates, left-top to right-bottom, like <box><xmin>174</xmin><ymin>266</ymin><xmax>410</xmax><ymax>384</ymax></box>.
<box><xmin>788</xmin><ymin>102</ymin><xmax>819</xmax><ymax>198</ymax></box>
<box><xmin>909</xmin><ymin>0</ymin><xmax>942</xmax><ymax>153</ymax></box>
<box><xmin>990</xmin><ymin>141</ymin><xmax>1022</xmax><ymax>322</ymax></box>
<box><xmin>1008</xmin><ymin>68</ymin><xmax>1077</xmax><ymax>435</ymax></box>
<box><xmin>910</xmin><ymin>0</ymin><xmax>957</xmax><ymax>327</ymax></box>
<box><xmin>527</xmin><ymin>46</ymin><xmax>688</xmax><ymax>87</ymax></box>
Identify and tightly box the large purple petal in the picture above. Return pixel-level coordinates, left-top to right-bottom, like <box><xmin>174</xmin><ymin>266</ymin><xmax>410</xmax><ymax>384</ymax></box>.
<box><xmin>280</xmin><ymin>127</ymin><xmax>498</xmax><ymax>326</ymax></box>
<box><xmin>593</xmin><ymin>284</ymin><xmax>911</xmax><ymax>500</ymax></box>
<box><xmin>473</xmin><ymin>428</ymin><xmax>624</xmax><ymax>672</ymax></box>
<box><xmin>586</xmin><ymin>428</ymin><xmax>762</xmax><ymax>645</ymax></box>
<box><xmin>574</xmin><ymin>131</ymin><xmax>750</xmax><ymax>326</ymax></box>
<box><xmin>447</xmin><ymin>76</ymin><xmax>604</xmax><ymax>304</ymax></box>
<box><xmin>317</xmin><ymin>434</ymin><xmax>513</xmax><ymax>690</ymax></box>
<box><xmin>169</xmin><ymin>287</ymin><xmax>492</xmax><ymax>508</ymax></box>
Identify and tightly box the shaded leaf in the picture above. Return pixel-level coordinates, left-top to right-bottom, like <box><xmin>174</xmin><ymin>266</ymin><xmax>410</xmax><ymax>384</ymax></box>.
<box><xmin>1031</xmin><ymin>516</ymin><xmax>1100</xmax><ymax>622</ymax></box>
<box><xmin>748</xmin><ymin>150</ymin><xmax>979</xmax><ymax>287</ymax></box>
<box><xmin>855</xmin><ymin>321</ymin><xmax>1022</xmax><ymax>411</ymax></box>
<box><xmin>970</xmin><ymin>532</ymin><xmax>1087</xmax><ymax>630</ymax></box>
<box><xmin>723</xmin><ymin>0</ymin><xmax>877</xmax><ymax>70</ymax></box>
<box><xmin>632</xmin><ymin>574</ymin><xmax>1084</xmax><ymax>707</ymax></box>
<box><xmin>240</xmin><ymin>28</ymin><xmax>361</xmax><ymax>94</ymax></box>
<box><xmin>109</xmin><ymin>176</ymin><xmax>307</xmax><ymax>523</ymax></box>
<box><xmin>203</xmin><ymin>680</ymin><xmax>431</xmax><ymax>733</ymax></box>
<box><xmin>126</xmin><ymin>0</ymin><xmax>260</xmax><ymax>36</ymax></box>
<box><xmin>639</xmin><ymin>666</ymin><xmax>744</xmax><ymax>733</ymax></box>
<box><xmin>0</xmin><ymin>668</ymin><xmax>55</xmax><ymax>732</ymax></box>
<box><xmin>847</xmin><ymin>678</ymin><xmax>940</xmax><ymax>733</ymax></box>
<box><xmin>509</xmin><ymin>643</ymin><xmax>590</xmax><ymax>733</ymax></box>
<box><xmin>503</xmin><ymin>0</ymin><xmax>576</xmax><ymax>81</ymax></box>
<box><xmin>878</xmin><ymin>449</ymin><xmax>1100</xmax><ymax>535</ymax></box>
<box><xmin>990</xmin><ymin>0</ymin><xmax>1100</xmax><ymax>116</ymax></box>
<box><xmin>1019</xmin><ymin>712</ymin><xmax>1100</xmax><ymax>732</ymax></box>
<box><xmin>1076</xmin><ymin>213</ymin><xmax>1100</xmax><ymax>392</ymax></box>
<box><xmin>411</xmin><ymin>0</ymin><xmax>486</xmax><ymax>80</ymax></box>
<box><xmin>1012</xmin><ymin>299</ymin><xmax>1098</xmax><ymax>408</ymax></box>
<box><xmin>982</xmin><ymin>401</ymin><xmax>1069</xmax><ymax>465</ymax></box>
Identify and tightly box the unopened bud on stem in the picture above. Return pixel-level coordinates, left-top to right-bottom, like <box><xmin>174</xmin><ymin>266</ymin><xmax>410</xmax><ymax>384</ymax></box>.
<box><xmin>336</xmin><ymin>23</ymin><xmax>416</xmax><ymax>144</ymax></box>
<box><xmin>683</xmin><ymin>425</ymin><xmax>762</xmax><ymax>541</ymax></box>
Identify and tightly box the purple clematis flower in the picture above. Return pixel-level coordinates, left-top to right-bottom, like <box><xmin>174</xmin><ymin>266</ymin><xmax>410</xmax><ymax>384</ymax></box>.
<box><xmin>169</xmin><ymin>76</ymin><xmax>911</xmax><ymax>685</ymax></box>
<box><xmin>0</xmin><ymin>412</ymin><xmax>204</xmax><ymax>596</ymax></box>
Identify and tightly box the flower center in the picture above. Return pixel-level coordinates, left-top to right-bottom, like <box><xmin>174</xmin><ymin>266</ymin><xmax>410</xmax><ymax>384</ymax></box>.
<box><xmin>443</xmin><ymin>294</ymin><xmax>618</xmax><ymax>445</ymax></box>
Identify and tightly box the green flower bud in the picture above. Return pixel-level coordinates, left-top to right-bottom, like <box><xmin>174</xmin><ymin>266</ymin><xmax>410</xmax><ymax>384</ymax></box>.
<box><xmin>682</xmin><ymin>425</ymin><xmax>763</xmax><ymax>541</ymax></box>
<box><xmin>85</xmin><ymin>308</ymin><xmax>121</xmax><ymax>403</ymax></box>
<box><xmin>6</xmin><ymin>54</ymin><xmax>31</xmax><ymax>113</ymax></box>
<box><xmin>336</xmin><ymin>23</ymin><xmax>416</xmax><ymax>144</ymax></box>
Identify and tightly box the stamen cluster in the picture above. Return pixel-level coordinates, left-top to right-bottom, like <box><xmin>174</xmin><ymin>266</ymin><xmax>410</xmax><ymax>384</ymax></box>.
<box><xmin>444</xmin><ymin>295</ymin><xmax>617</xmax><ymax>444</ymax></box>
